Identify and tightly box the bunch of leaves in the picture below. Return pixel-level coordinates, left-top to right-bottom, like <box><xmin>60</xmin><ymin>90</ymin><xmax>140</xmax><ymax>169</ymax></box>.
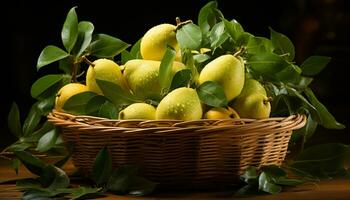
<box><xmin>11</xmin><ymin>148</ymin><xmax>156</xmax><ymax>199</ymax></box>
<box><xmin>238</xmin><ymin>143</ymin><xmax>350</xmax><ymax>195</ymax></box>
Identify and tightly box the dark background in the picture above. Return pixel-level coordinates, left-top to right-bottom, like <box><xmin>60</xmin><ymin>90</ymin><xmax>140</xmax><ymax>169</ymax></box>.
<box><xmin>2</xmin><ymin>0</ymin><xmax>349</xmax><ymax>149</ymax></box>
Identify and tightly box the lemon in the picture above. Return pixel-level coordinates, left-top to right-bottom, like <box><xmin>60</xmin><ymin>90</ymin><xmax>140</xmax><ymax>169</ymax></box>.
<box><xmin>156</xmin><ymin>87</ymin><xmax>202</xmax><ymax>120</ymax></box>
<box><xmin>55</xmin><ymin>83</ymin><xmax>89</xmax><ymax>111</ymax></box>
<box><xmin>86</xmin><ymin>59</ymin><xmax>128</xmax><ymax>95</ymax></box>
<box><xmin>119</xmin><ymin>103</ymin><xmax>156</xmax><ymax>120</ymax></box>
<box><xmin>140</xmin><ymin>24</ymin><xmax>181</xmax><ymax>61</ymax></box>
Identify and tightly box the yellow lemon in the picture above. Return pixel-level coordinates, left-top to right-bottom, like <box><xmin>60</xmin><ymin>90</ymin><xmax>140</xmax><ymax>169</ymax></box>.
<box><xmin>55</xmin><ymin>83</ymin><xmax>89</xmax><ymax>111</ymax></box>
<box><xmin>140</xmin><ymin>24</ymin><xmax>181</xmax><ymax>61</ymax></box>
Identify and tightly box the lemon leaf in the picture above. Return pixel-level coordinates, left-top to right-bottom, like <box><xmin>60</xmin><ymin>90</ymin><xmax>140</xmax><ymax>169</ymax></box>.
<box><xmin>159</xmin><ymin>47</ymin><xmax>176</xmax><ymax>95</ymax></box>
<box><xmin>197</xmin><ymin>81</ymin><xmax>228</xmax><ymax>107</ymax></box>
<box><xmin>61</xmin><ymin>6</ymin><xmax>78</xmax><ymax>53</ymax></box>
<box><xmin>37</xmin><ymin>46</ymin><xmax>69</xmax><ymax>70</ymax></box>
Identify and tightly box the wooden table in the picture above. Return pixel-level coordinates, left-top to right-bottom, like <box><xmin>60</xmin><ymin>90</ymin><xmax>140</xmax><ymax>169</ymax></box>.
<box><xmin>1</xmin><ymin>159</ymin><xmax>349</xmax><ymax>200</ymax></box>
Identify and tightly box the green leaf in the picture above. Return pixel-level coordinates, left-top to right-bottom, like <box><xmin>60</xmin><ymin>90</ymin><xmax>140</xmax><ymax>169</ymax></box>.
<box><xmin>301</xmin><ymin>56</ymin><xmax>331</xmax><ymax>76</ymax></box>
<box><xmin>85</xmin><ymin>95</ymin><xmax>109</xmax><ymax>115</ymax></box>
<box><xmin>23</xmin><ymin>121</ymin><xmax>54</xmax><ymax>143</ymax></box>
<box><xmin>92</xmin><ymin>147</ymin><xmax>113</xmax><ymax>185</ymax></box>
<box><xmin>8</xmin><ymin>102</ymin><xmax>22</xmax><ymax>138</ymax></box>
<box><xmin>248</xmin><ymin>53</ymin><xmax>300</xmax><ymax>82</ymax></box>
<box><xmin>298</xmin><ymin>113</ymin><xmax>318</xmax><ymax>141</ymax></box>
<box><xmin>241</xmin><ymin>166</ymin><xmax>258</xmax><ymax>183</ymax></box>
<box><xmin>72</xmin><ymin>21</ymin><xmax>94</xmax><ymax>56</ymax></box>
<box><xmin>41</xmin><ymin>165</ymin><xmax>70</xmax><ymax>189</ymax></box>
<box><xmin>36</xmin><ymin>129</ymin><xmax>59</xmax><ymax>153</ymax></box>
<box><xmin>22</xmin><ymin>188</ymin><xmax>64</xmax><ymax>199</ymax></box>
<box><xmin>70</xmin><ymin>187</ymin><xmax>101</xmax><ymax>200</ymax></box>
<box><xmin>291</xmin><ymin>143</ymin><xmax>350</xmax><ymax>178</ymax></box>
<box><xmin>270</xmin><ymin>27</ymin><xmax>295</xmax><ymax>61</ymax></box>
<box><xmin>209</xmin><ymin>21</ymin><xmax>229</xmax><ymax>49</ymax></box>
<box><xmin>58</xmin><ymin>56</ymin><xmax>74</xmax><ymax>74</ymax></box>
<box><xmin>14</xmin><ymin>151</ymin><xmax>46</xmax><ymax>176</ymax></box>
<box><xmin>31</xmin><ymin>74</ymin><xmax>63</xmax><ymax>100</ymax></box>
<box><xmin>170</xmin><ymin>69</ymin><xmax>192</xmax><ymax>90</ymax></box>
<box><xmin>61</xmin><ymin>6</ymin><xmax>78</xmax><ymax>53</ymax></box>
<box><xmin>285</xmin><ymin>86</ymin><xmax>319</xmax><ymax>121</ymax></box>
<box><xmin>304</xmin><ymin>87</ymin><xmax>345</xmax><ymax>129</ymax></box>
<box><xmin>107</xmin><ymin>165</ymin><xmax>139</xmax><ymax>193</ymax></box>
<box><xmin>223</xmin><ymin>18</ymin><xmax>244</xmax><ymax>42</ymax></box>
<box><xmin>128</xmin><ymin>176</ymin><xmax>158</xmax><ymax>196</ymax></box>
<box><xmin>246</xmin><ymin>36</ymin><xmax>274</xmax><ymax>54</ymax></box>
<box><xmin>98</xmin><ymin>101</ymin><xmax>118</xmax><ymax>119</ymax></box>
<box><xmin>197</xmin><ymin>1</ymin><xmax>222</xmax><ymax>33</ymax></box>
<box><xmin>193</xmin><ymin>54</ymin><xmax>210</xmax><ymax>63</ymax></box>
<box><xmin>37</xmin><ymin>46</ymin><xmax>69</xmax><ymax>70</ymax></box>
<box><xmin>36</xmin><ymin>96</ymin><xmax>55</xmax><ymax>115</ymax></box>
<box><xmin>273</xmin><ymin>177</ymin><xmax>304</xmax><ymax>186</ymax></box>
<box><xmin>260</xmin><ymin>165</ymin><xmax>287</xmax><ymax>177</ymax></box>
<box><xmin>16</xmin><ymin>178</ymin><xmax>42</xmax><ymax>189</ymax></box>
<box><xmin>62</xmin><ymin>91</ymin><xmax>98</xmax><ymax>115</ymax></box>
<box><xmin>159</xmin><ymin>47</ymin><xmax>176</xmax><ymax>94</ymax></box>
<box><xmin>22</xmin><ymin>103</ymin><xmax>42</xmax><ymax>137</ymax></box>
<box><xmin>89</xmin><ymin>34</ymin><xmax>130</xmax><ymax>58</ymax></box>
<box><xmin>182</xmin><ymin>49</ymin><xmax>199</xmax><ymax>84</ymax></box>
<box><xmin>8</xmin><ymin>142</ymin><xmax>32</xmax><ymax>152</ymax></box>
<box><xmin>176</xmin><ymin>23</ymin><xmax>202</xmax><ymax>50</ymax></box>
<box><xmin>258</xmin><ymin>172</ymin><xmax>282</xmax><ymax>194</ymax></box>
<box><xmin>235</xmin><ymin>184</ymin><xmax>260</xmax><ymax>196</ymax></box>
<box><xmin>11</xmin><ymin>158</ymin><xmax>21</xmax><ymax>175</ymax></box>
<box><xmin>130</xmin><ymin>38</ymin><xmax>142</xmax><ymax>59</ymax></box>
<box><xmin>54</xmin><ymin>142</ymin><xmax>74</xmax><ymax>168</ymax></box>
<box><xmin>197</xmin><ymin>81</ymin><xmax>228</xmax><ymax>107</ymax></box>
<box><xmin>96</xmin><ymin>79</ymin><xmax>138</xmax><ymax>106</ymax></box>
<box><xmin>121</xmin><ymin>50</ymin><xmax>134</xmax><ymax>64</ymax></box>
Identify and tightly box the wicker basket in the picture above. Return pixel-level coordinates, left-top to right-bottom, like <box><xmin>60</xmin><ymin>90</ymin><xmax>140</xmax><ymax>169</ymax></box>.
<box><xmin>48</xmin><ymin>110</ymin><xmax>306</xmax><ymax>187</ymax></box>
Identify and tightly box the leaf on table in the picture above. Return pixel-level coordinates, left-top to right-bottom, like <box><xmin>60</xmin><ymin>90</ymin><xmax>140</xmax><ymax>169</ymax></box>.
<box><xmin>128</xmin><ymin>176</ymin><xmax>158</xmax><ymax>196</ymax></box>
<box><xmin>107</xmin><ymin>165</ymin><xmax>139</xmax><ymax>193</ymax></box>
<box><xmin>14</xmin><ymin>151</ymin><xmax>46</xmax><ymax>176</ymax></box>
<box><xmin>69</xmin><ymin>186</ymin><xmax>101</xmax><ymax>200</ymax></box>
<box><xmin>258</xmin><ymin>172</ymin><xmax>282</xmax><ymax>194</ymax></box>
<box><xmin>291</xmin><ymin>143</ymin><xmax>350</xmax><ymax>178</ymax></box>
<box><xmin>10</xmin><ymin>158</ymin><xmax>21</xmax><ymax>175</ymax></box>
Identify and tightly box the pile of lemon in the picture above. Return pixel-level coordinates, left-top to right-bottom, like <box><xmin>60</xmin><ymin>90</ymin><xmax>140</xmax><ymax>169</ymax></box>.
<box><xmin>55</xmin><ymin>23</ymin><xmax>271</xmax><ymax>121</ymax></box>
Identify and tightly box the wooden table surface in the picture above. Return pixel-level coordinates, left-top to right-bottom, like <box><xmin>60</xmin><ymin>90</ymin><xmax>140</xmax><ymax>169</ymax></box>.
<box><xmin>1</xmin><ymin>159</ymin><xmax>349</xmax><ymax>200</ymax></box>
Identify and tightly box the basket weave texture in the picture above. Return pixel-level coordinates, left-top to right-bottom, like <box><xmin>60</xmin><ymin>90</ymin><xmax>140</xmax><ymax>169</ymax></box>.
<box><xmin>48</xmin><ymin>110</ymin><xmax>306</xmax><ymax>187</ymax></box>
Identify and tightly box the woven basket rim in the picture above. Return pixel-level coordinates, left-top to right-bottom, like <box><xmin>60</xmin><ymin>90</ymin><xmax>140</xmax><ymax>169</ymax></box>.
<box><xmin>47</xmin><ymin>110</ymin><xmax>307</xmax><ymax>136</ymax></box>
